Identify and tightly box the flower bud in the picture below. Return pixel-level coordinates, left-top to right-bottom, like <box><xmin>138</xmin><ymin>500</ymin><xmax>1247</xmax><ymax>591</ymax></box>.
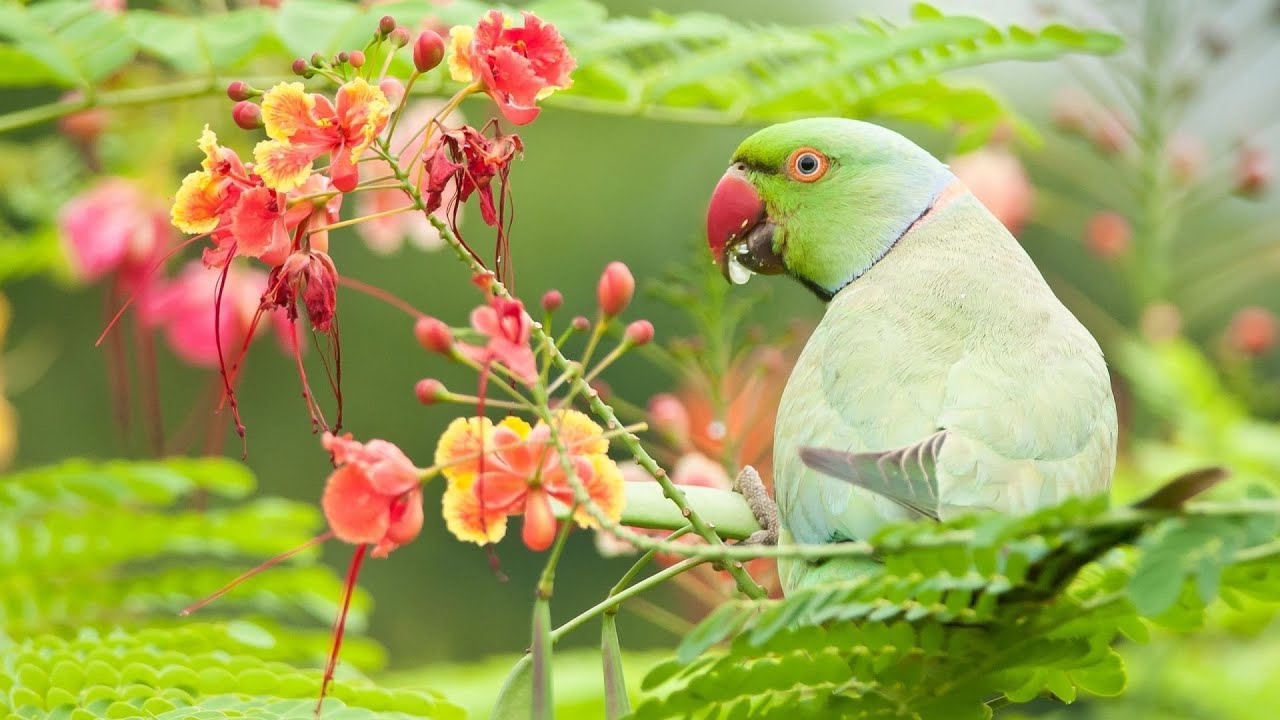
<box><xmin>1166</xmin><ymin>133</ymin><xmax>1206</xmax><ymax>185</ymax></box>
<box><xmin>414</xmin><ymin>316</ymin><xmax>454</xmax><ymax>354</ymax></box>
<box><xmin>648</xmin><ymin>393</ymin><xmax>690</xmax><ymax>446</ymax></box>
<box><xmin>379</xmin><ymin>77</ymin><xmax>406</xmax><ymax>109</ymax></box>
<box><xmin>226</xmin><ymin>80</ymin><xmax>256</xmax><ymax>102</ymax></box>
<box><xmin>311</xmin><ymin>52</ymin><xmax>325</xmax><ymax>67</ymax></box>
<box><xmin>231</xmin><ymin>101</ymin><xmax>263</xmax><ymax>130</ymax></box>
<box><xmin>1228</xmin><ymin>306</ymin><xmax>1276</xmax><ymax>356</ymax></box>
<box><xmin>415</xmin><ymin>378</ymin><xmax>447</xmax><ymax>405</ymax></box>
<box><xmin>413</xmin><ymin>29</ymin><xmax>446</xmax><ymax>73</ymax></box>
<box><xmin>348</xmin><ymin>50</ymin><xmax>366</xmax><ymax>69</ymax></box>
<box><xmin>292</xmin><ymin>58</ymin><xmax>309</xmax><ymax>76</ymax></box>
<box><xmin>541</xmin><ymin>290</ymin><xmax>563</xmax><ymax>313</ymax></box>
<box><xmin>389</xmin><ymin>27</ymin><xmax>411</xmax><ymax>48</ymax></box>
<box><xmin>57</xmin><ymin>91</ymin><xmax>106</xmax><ymax>144</ymax></box>
<box><xmin>378</xmin><ymin>14</ymin><xmax>397</xmax><ymax>37</ymax></box>
<box><xmin>571</xmin><ymin>315</ymin><xmax>590</xmax><ymax>332</ymax></box>
<box><xmin>624</xmin><ymin>320</ymin><xmax>654</xmax><ymax>346</ymax></box>
<box><xmin>597</xmin><ymin>261</ymin><xmax>635</xmax><ymax>317</ymax></box>
<box><xmin>1090</xmin><ymin>110</ymin><xmax>1131</xmax><ymax>155</ymax></box>
<box><xmin>1234</xmin><ymin>145</ymin><xmax>1270</xmax><ymax>197</ymax></box>
<box><xmin>1084</xmin><ymin>211</ymin><xmax>1130</xmax><ymax>260</ymax></box>
<box><xmin>335</xmin><ymin>51</ymin><xmax>350</xmax><ymax>65</ymax></box>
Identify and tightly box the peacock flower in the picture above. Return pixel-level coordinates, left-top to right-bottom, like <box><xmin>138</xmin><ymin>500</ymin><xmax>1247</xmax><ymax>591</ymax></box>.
<box><xmin>59</xmin><ymin>178</ymin><xmax>170</xmax><ymax>286</ymax></box>
<box><xmin>172</xmin><ymin>126</ymin><xmax>251</xmax><ymax>235</ymax></box>
<box><xmin>254</xmin><ymin>78</ymin><xmax>391</xmax><ymax>193</ymax></box>
<box><xmin>447</xmin><ymin>11</ymin><xmax>575</xmax><ymax>126</ymax></box>
<box><xmin>457</xmin><ymin>295</ymin><xmax>537</xmax><ymax>384</ymax></box>
<box><xmin>436</xmin><ymin>411</ymin><xmax>623</xmax><ymax>551</ymax></box>
<box><xmin>321</xmin><ymin>432</ymin><xmax>424</xmax><ymax>558</ymax></box>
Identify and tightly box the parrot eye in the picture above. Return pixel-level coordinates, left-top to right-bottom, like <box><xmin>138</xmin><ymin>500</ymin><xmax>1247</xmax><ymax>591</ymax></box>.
<box><xmin>786</xmin><ymin>147</ymin><xmax>829</xmax><ymax>182</ymax></box>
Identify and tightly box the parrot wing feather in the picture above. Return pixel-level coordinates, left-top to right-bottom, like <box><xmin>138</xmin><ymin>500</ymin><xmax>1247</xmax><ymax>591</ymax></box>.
<box><xmin>797</xmin><ymin>431</ymin><xmax>947</xmax><ymax>520</ymax></box>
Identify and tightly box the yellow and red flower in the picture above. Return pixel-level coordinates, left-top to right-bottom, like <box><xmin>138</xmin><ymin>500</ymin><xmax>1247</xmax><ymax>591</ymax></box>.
<box><xmin>254</xmin><ymin>78</ymin><xmax>391</xmax><ymax>193</ymax></box>
<box><xmin>321</xmin><ymin>432</ymin><xmax>424</xmax><ymax>558</ymax></box>
<box><xmin>436</xmin><ymin>410</ymin><xmax>623</xmax><ymax>551</ymax></box>
<box><xmin>447</xmin><ymin>11</ymin><xmax>575</xmax><ymax>126</ymax></box>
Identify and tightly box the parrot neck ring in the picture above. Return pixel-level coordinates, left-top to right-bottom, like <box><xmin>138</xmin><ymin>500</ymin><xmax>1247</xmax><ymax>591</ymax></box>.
<box><xmin>707</xmin><ymin>165</ymin><xmax>785</xmax><ymax>285</ymax></box>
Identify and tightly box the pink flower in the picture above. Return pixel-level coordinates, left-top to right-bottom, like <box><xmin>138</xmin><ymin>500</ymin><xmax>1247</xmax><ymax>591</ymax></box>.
<box><xmin>948</xmin><ymin>147</ymin><xmax>1034</xmax><ymax>236</ymax></box>
<box><xmin>448</xmin><ymin>11</ymin><xmax>575</xmax><ymax>126</ymax></box>
<box><xmin>58</xmin><ymin>179</ymin><xmax>169</xmax><ymax>285</ymax></box>
<box><xmin>321</xmin><ymin>432</ymin><xmax>424</xmax><ymax>558</ymax></box>
<box><xmin>141</xmin><ymin>261</ymin><xmax>285</xmax><ymax>368</ymax></box>
<box><xmin>457</xmin><ymin>296</ymin><xmax>537</xmax><ymax>384</ymax></box>
<box><xmin>356</xmin><ymin>101</ymin><xmax>463</xmax><ymax>254</ymax></box>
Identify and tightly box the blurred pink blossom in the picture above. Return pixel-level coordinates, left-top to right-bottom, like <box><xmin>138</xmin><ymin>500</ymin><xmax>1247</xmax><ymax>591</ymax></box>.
<box><xmin>948</xmin><ymin>147</ymin><xmax>1034</xmax><ymax>235</ymax></box>
<box><xmin>58</xmin><ymin>178</ymin><xmax>169</xmax><ymax>285</ymax></box>
<box><xmin>141</xmin><ymin>261</ymin><xmax>291</xmax><ymax>368</ymax></box>
<box><xmin>356</xmin><ymin>101</ymin><xmax>463</xmax><ymax>254</ymax></box>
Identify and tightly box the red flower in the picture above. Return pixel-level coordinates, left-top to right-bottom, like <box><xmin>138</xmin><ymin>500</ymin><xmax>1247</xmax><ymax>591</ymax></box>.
<box><xmin>265</xmin><ymin>250</ymin><xmax>339</xmax><ymax>333</ymax></box>
<box><xmin>58</xmin><ymin>178</ymin><xmax>169</xmax><ymax>286</ymax></box>
<box><xmin>438</xmin><ymin>412</ymin><xmax>624</xmax><ymax>551</ymax></box>
<box><xmin>457</xmin><ymin>295</ymin><xmax>537</xmax><ymax>384</ymax></box>
<box><xmin>254</xmin><ymin>78</ymin><xmax>391</xmax><ymax>193</ymax></box>
<box><xmin>321</xmin><ymin>432</ymin><xmax>424</xmax><ymax>558</ymax></box>
<box><xmin>447</xmin><ymin>11</ymin><xmax>575</xmax><ymax>126</ymax></box>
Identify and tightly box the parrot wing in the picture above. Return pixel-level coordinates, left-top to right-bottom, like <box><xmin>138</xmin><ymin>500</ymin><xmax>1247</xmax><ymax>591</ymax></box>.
<box><xmin>797</xmin><ymin>431</ymin><xmax>946</xmax><ymax>520</ymax></box>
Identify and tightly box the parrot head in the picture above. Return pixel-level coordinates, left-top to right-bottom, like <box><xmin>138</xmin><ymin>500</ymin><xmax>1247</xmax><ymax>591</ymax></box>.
<box><xmin>706</xmin><ymin>118</ymin><xmax>955</xmax><ymax>300</ymax></box>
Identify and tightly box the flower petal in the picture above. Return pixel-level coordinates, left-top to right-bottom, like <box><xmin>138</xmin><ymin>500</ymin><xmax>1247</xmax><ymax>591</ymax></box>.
<box><xmin>443</xmin><ymin>481</ymin><xmax>508</xmax><ymax>545</ymax></box>
<box><xmin>447</xmin><ymin>25</ymin><xmax>476</xmax><ymax>83</ymax></box>
<box><xmin>228</xmin><ymin>186</ymin><xmax>289</xmax><ymax>263</ymax></box>
<box><xmin>435</xmin><ymin>416</ymin><xmax>495</xmax><ymax>487</ymax></box>
<box><xmin>260</xmin><ymin>82</ymin><xmax>321</xmax><ymax>141</ymax></box>
<box><xmin>551</xmin><ymin>409</ymin><xmax>608</xmax><ymax>456</ymax></box>
<box><xmin>574</xmin><ymin>454</ymin><xmax>625</xmax><ymax>528</ymax></box>
<box><xmin>253</xmin><ymin>139</ymin><xmax>319</xmax><ymax>193</ymax></box>
<box><xmin>323</xmin><ymin>465</ymin><xmax>392</xmax><ymax>545</ymax></box>
<box><xmin>374</xmin><ymin>488</ymin><xmax>424</xmax><ymax>558</ymax></box>
<box><xmin>171</xmin><ymin>170</ymin><xmax>225</xmax><ymax>234</ymax></box>
<box><xmin>521</xmin><ymin>489</ymin><xmax>558</xmax><ymax>551</ymax></box>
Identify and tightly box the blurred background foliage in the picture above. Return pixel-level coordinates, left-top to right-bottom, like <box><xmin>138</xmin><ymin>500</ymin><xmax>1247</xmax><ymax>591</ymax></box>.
<box><xmin>0</xmin><ymin>0</ymin><xmax>1278</xmax><ymax>718</ymax></box>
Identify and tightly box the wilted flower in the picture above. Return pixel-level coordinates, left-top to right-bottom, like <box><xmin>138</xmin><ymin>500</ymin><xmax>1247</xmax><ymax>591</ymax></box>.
<box><xmin>436</xmin><ymin>411</ymin><xmax>624</xmax><ymax>551</ymax></box>
<box><xmin>59</xmin><ymin>178</ymin><xmax>169</xmax><ymax>285</ymax></box>
<box><xmin>948</xmin><ymin>147</ymin><xmax>1034</xmax><ymax>235</ymax></box>
<box><xmin>447</xmin><ymin>11</ymin><xmax>575</xmax><ymax>125</ymax></box>
<box><xmin>321</xmin><ymin>432</ymin><xmax>424</xmax><ymax>557</ymax></box>
<box><xmin>424</xmin><ymin>125</ymin><xmax>522</xmax><ymax>226</ymax></box>
<box><xmin>457</xmin><ymin>295</ymin><xmax>537</xmax><ymax>384</ymax></box>
<box><xmin>254</xmin><ymin>78</ymin><xmax>391</xmax><ymax>193</ymax></box>
<box><xmin>265</xmin><ymin>250</ymin><xmax>339</xmax><ymax>333</ymax></box>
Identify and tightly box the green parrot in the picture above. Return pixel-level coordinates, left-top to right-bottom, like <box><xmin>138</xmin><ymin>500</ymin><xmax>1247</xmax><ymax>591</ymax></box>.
<box><xmin>705</xmin><ymin>118</ymin><xmax>1117</xmax><ymax>593</ymax></box>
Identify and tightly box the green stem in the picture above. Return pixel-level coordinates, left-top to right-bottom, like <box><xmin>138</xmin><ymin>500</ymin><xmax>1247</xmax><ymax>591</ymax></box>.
<box><xmin>1131</xmin><ymin>0</ymin><xmax>1178</xmax><ymax>309</ymax></box>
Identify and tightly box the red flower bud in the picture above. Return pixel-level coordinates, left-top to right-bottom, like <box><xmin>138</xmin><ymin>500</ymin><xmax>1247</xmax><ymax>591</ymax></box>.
<box><xmin>597</xmin><ymin>261</ymin><xmax>635</xmax><ymax>317</ymax></box>
<box><xmin>226</xmin><ymin>81</ymin><xmax>255</xmax><ymax>102</ymax></box>
<box><xmin>56</xmin><ymin>91</ymin><xmax>106</xmax><ymax>144</ymax></box>
<box><xmin>389</xmin><ymin>27</ymin><xmax>411</xmax><ymax>48</ymax></box>
<box><xmin>415</xmin><ymin>378</ymin><xmax>447</xmax><ymax>404</ymax></box>
<box><xmin>522</xmin><ymin>490</ymin><xmax>557</xmax><ymax>551</ymax></box>
<box><xmin>541</xmin><ymin>290</ymin><xmax>563</xmax><ymax>313</ymax></box>
<box><xmin>291</xmin><ymin>58</ymin><xmax>308</xmax><ymax>76</ymax></box>
<box><xmin>1234</xmin><ymin>145</ymin><xmax>1270</xmax><ymax>197</ymax></box>
<box><xmin>589</xmin><ymin>379</ymin><xmax>612</xmax><ymax>401</ymax></box>
<box><xmin>624</xmin><ymin>320</ymin><xmax>654</xmax><ymax>346</ymax></box>
<box><xmin>231</xmin><ymin>101</ymin><xmax>263</xmax><ymax>130</ymax></box>
<box><xmin>378</xmin><ymin>14</ymin><xmax>397</xmax><ymax>37</ymax></box>
<box><xmin>414</xmin><ymin>316</ymin><xmax>454</xmax><ymax>354</ymax></box>
<box><xmin>571</xmin><ymin>316</ymin><xmax>590</xmax><ymax>332</ymax></box>
<box><xmin>1084</xmin><ymin>211</ymin><xmax>1130</xmax><ymax>260</ymax></box>
<box><xmin>1228</xmin><ymin>306</ymin><xmax>1276</xmax><ymax>356</ymax></box>
<box><xmin>413</xmin><ymin>29</ymin><xmax>446</xmax><ymax>73</ymax></box>
<box><xmin>336</xmin><ymin>51</ymin><xmax>350</xmax><ymax>65</ymax></box>
<box><xmin>348</xmin><ymin>50</ymin><xmax>366</xmax><ymax>68</ymax></box>
<box><xmin>1167</xmin><ymin>133</ymin><xmax>1206</xmax><ymax>186</ymax></box>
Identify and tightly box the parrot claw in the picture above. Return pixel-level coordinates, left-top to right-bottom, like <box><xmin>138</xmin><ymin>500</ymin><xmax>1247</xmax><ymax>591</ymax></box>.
<box><xmin>734</xmin><ymin>465</ymin><xmax>778</xmax><ymax>546</ymax></box>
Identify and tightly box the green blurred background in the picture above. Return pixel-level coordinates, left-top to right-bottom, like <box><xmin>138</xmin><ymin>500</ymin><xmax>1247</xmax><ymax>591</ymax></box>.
<box><xmin>3</xmin><ymin>0</ymin><xmax>1279</xmax><ymax>706</ymax></box>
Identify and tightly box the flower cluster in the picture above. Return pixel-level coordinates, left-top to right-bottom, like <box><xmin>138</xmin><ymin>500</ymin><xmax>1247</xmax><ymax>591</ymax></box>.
<box><xmin>435</xmin><ymin>411</ymin><xmax>624</xmax><ymax>551</ymax></box>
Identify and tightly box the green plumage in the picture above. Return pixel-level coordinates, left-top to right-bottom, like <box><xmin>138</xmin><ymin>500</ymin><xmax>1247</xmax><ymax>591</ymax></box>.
<box><xmin>721</xmin><ymin>119</ymin><xmax>1117</xmax><ymax>593</ymax></box>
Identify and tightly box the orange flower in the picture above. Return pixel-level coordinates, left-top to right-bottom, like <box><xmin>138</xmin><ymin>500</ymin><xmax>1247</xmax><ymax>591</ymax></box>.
<box><xmin>321</xmin><ymin>432</ymin><xmax>423</xmax><ymax>558</ymax></box>
<box><xmin>447</xmin><ymin>11</ymin><xmax>575</xmax><ymax>126</ymax></box>
<box><xmin>437</xmin><ymin>411</ymin><xmax>623</xmax><ymax>551</ymax></box>
<box><xmin>254</xmin><ymin>78</ymin><xmax>391</xmax><ymax>193</ymax></box>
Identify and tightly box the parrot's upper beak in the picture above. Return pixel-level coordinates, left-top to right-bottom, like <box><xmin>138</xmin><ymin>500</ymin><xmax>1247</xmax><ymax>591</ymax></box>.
<box><xmin>706</xmin><ymin>165</ymin><xmax>784</xmax><ymax>285</ymax></box>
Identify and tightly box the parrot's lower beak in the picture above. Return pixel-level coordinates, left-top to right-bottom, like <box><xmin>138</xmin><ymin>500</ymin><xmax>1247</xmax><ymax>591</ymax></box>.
<box><xmin>706</xmin><ymin>166</ymin><xmax>784</xmax><ymax>285</ymax></box>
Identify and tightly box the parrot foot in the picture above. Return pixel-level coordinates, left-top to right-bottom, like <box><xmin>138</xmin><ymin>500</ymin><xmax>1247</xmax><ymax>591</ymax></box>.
<box><xmin>734</xmin><ymin>465</ymin><xmax>778</xmax><ymax>546</ymax></box>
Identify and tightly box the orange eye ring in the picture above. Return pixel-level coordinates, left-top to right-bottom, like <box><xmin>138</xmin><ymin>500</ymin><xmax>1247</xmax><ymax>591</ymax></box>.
<box><xmin>786</xmin><ymin>147</ymin><xmax>829</xmax><ymax>182</ymax></box>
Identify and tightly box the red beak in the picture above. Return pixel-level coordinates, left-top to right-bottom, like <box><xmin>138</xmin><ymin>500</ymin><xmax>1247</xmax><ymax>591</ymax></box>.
<box><xmin>706</xmin><ymin>168</ymin><xmax>765</xmax><ymax>263</ymax></box>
